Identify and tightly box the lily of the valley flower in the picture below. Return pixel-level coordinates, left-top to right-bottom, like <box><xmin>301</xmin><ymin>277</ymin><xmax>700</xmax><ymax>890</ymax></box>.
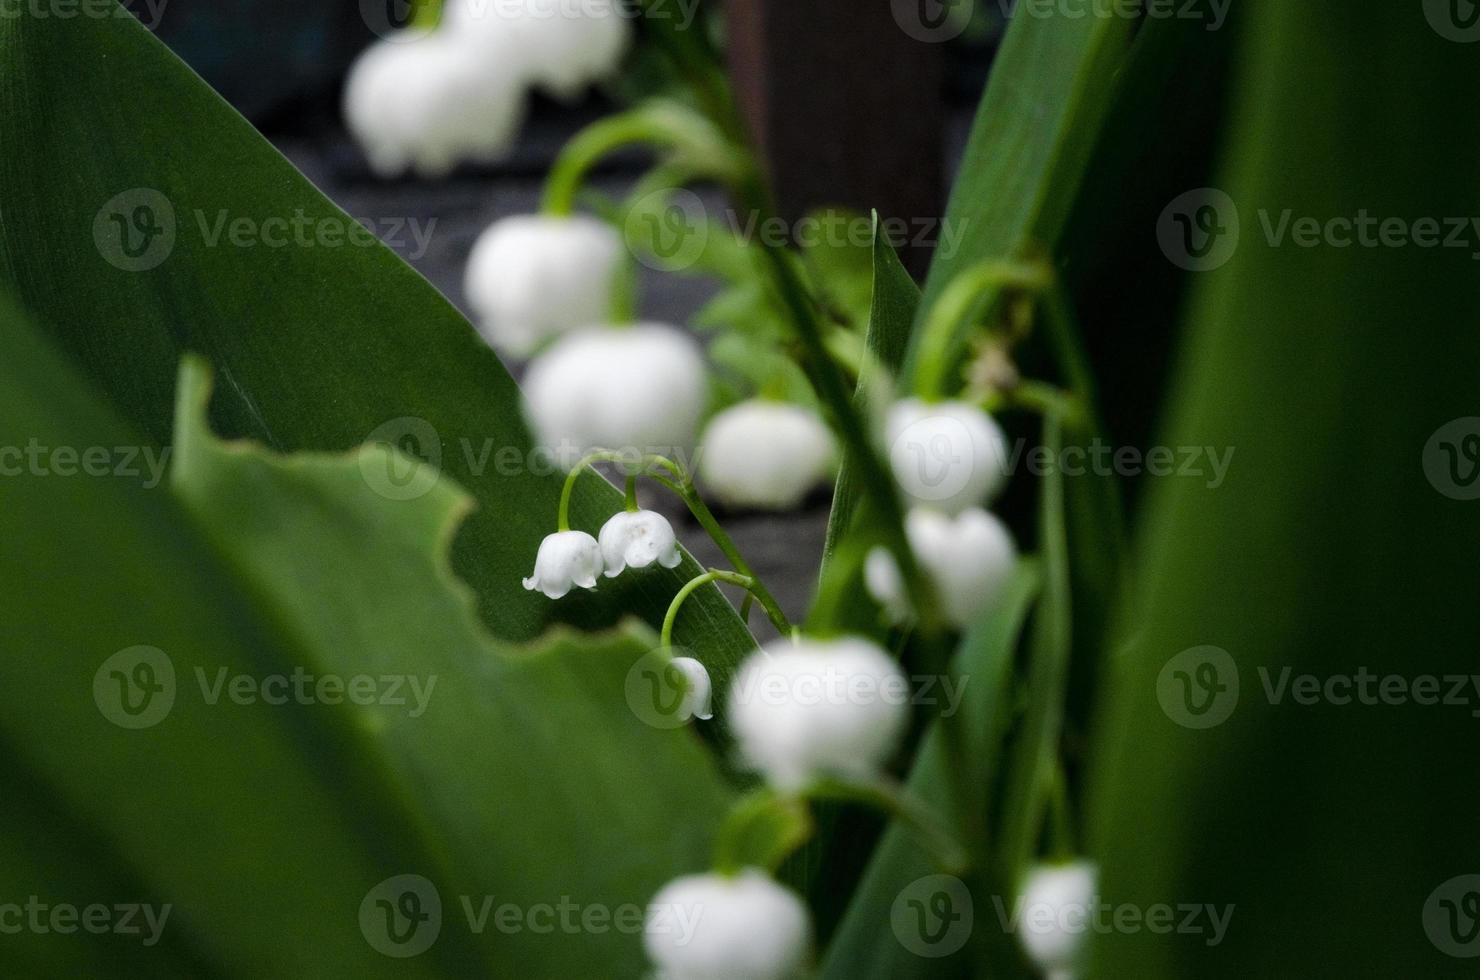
<box><xmin>522</xmin><ymin>530</ymin><xmax>603</xmax><ymax>599</ymax></box>
<box><xmin>464</xmin><ymin>214</ymin><xmax>622</xmax><ymax>356</ymax></box>
<box><xmin>668</xmin><ymin>656</ymin><xmax>714</xmax><ymax>722</ymax></box>
<box><xmin>1017</xmin><ymin>861</ymin><xmax>1099</xmax><ymax>980</ymax></box>
<box><xmin>343</xmin><ymin>30</ymin><xmax>526</xmax><ymax>179</ymax></box>
<box><xmin>522</xmin><ymin>323</ymin><xmax>707</xmax><ymax>471</ymax></box>
<box><xmin>444</xmin><ymin>0</ymin><xmax>632</xmax><ymax>103</ymax></box>
<box><xmin>728</xmin><ymin>636</ymin><xmax>909</xmax><ymax>792</ymax></box>
<box><xmin>886</xmin><ymin>398</ymin><xmax>1009</xmax><ymax>516</ymax></box>
<box><xmin>644</xmin><ymin>869</ymin><xmax>812</xmax><ymax>980</ymax></box>
<box><xmin>865</xmin><ymin>507</ymin><xmax>1018</xmax><ymax>629</ymax></box>
<box><xmin>698</xmin><ymin>400</ymin><xmax>838</xmax><ymax>511</ymax></box>
<box><xmin>599</xmin><ymin>509</ymin><xmax>682</xmax><ymax>576</ymax></box>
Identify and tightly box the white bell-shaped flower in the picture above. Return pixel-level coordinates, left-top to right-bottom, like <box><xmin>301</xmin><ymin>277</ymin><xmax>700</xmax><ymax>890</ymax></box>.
<box><xmin>464</xmin><ymin>214</ymin><xmax>623</xmax><ymax>357</ymax></box>
<box><xmin>522</xmin><ymin>530</ymin><xmax>603</xmax><ymax>598</ymax></box>
<box><xmin>728</xmin><ymin>636</ymin><xmax>909</xmax><ymax>792</ymax></box>
<box><xmin>885</xmin><ymin>398</ymin><xmax>1009</xmax><ymax>515</ymax></box>
<box><xmin>865</xmin><ymin>507</ymin><xmax>1018</xmax><ymax>629</ymax></box>
<box><xmin>344</xmin><ymin>30</ymin><xmax>526</xmax><ymax>179</ymax></box>
<box><xmin>446</xmin><ymin>0</ymin><xmax>632</xmax><ymax>102</ymax></box>
<box><xmin>599</xmin><ymin>509</ymin><xmax>683</xmax><ymax>576</ymax></box>
<box><xmin>698</xmin><ymin>401</ymin><xmax>838</xmax><ymax>510</ymax></box>
<box><xmin>1017</xmin><ymin>861</ymin><xmax>1098</xmax><ymax>980</ymax></box>
<box><xmin>522</xmin><ymin>323</ymin><xmax>707</xmax><ymax>471</ymax></box>
<box><xmin>645</xmin><ymin>869</ymin><xmax>811</xmax><ymax>980</ymax></box>
<box><xmin>669</xmin><ymin>656</ymin><xmax>714</xmax><ymax>721</ymax></box>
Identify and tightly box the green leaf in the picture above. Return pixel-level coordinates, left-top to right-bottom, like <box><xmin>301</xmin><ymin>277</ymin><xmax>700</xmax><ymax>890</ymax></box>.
<box><xmin>1089</xmin><ymin>2</ymin><xmax>1480</xmax><ymax>975</ymax></box>
<box><xmin>0</xmin><ymin>4</ymin><xmax>754</xmax><ymax>670</ymax></box>
<box><xmin>820</xmin><ymin>226</ymin><xmax>921</xmax><ymax>571</ymax></box>
<box><xmin>0</xmin><ymin>302</ymin><xmax>736</xmax><ymax>975</ymax></box>
<box><xmin>817</xmin><ymin>563</ymin><xmax>1042</xmax><ymax>978</ymax></box>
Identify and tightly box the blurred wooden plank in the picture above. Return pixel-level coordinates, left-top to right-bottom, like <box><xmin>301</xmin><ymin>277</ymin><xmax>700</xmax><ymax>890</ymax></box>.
<box><xmin>725</xmin><ymin>0</ymin><xmax>945</xmax><ymax>273</ymax></box>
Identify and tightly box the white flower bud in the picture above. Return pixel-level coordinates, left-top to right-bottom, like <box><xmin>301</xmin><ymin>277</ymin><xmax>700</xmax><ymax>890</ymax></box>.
<box><xmin>1017</xmin><ymin>861</ymin><xmax>1098</xmax><ymax>980</ymax></box>
<box><xmin>344</xmin><ymin>31</ymin><xmax>526</xmax><ymax>179</ymax></box>
<box><xmin>522</xmin><ymin>324</ymin><xmax>707</xmax><ymax>471</ymax></box>
<box><xmin>599</xmin><ymin>509</ymin><xmax>682</xmax><ymax>576</ymax></box>
<box><xmin>886</xmin><ymin>398</ymin><xmax>1009</xmax><ymax>515</ymax></box>
<box><xmin>645</xmin><ymin>869</ymin><xmax>811</xmax><ymax>980</ymax></box>
<box><xmin>698</xmin><ymin>401</ymin><xmax>837</xmax><ymax>511</ymax></box>
<box><xmin>521</xmin><ymin>530</ymin><xmax>603</xmax><ymax>598</ymax></box>
<box><xmin>464</xmin><ymin>215</ymin><xmax>622</xmax><ymax>357</ymax></box>
<box><xmin>865</xmin><ymin>507</ymin><xmax>1018</xmax><ymax>629</ymax></box>
<box><xmin>727</xmin><ymin>637</ymin><xmax>909</xmax><ymax>792</ymax></box>
<box><xmin>446</xmin><ymin>0</ymin><xmax>632</xmax><ymax>102</ymax></box>
<box><xmin>669</xmin><ymin>656</ymin><xmax>713</xmax><ymax>721</ymax></box>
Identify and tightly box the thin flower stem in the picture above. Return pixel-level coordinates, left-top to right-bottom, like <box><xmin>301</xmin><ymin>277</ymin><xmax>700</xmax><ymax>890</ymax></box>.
<box><xmin>557</xmin><ymin>451</ymin><xmax>684</xmax><ymax>532</ymax></box>
<box><xmin>623</xmin><ymin>473</ymin><xmax>639</xmax><ymax>512</ymax></box>
<box><xmin>914</xmin><ymin>258</ymin><xmax>1055</xmax><ymax>401</ymax></box>
<box><xmin>661</xmin><ymin>569</ymin><xmax>759</xmax><ymax>649</ymax></box>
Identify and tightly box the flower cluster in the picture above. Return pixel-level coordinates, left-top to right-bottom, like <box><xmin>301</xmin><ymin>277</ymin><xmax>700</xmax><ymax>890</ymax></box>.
<box><xmin>523</xmin><ymin>508</ymin><xmax>681</xmax><ymax>598</ymax></box>
<box><xmin>866</xmin><ymin>397</ymin><xmax>1019</xmax><ymax>629</ymax></box>
<box><xmin>345</xmin><ymin>0</ymin><xmax>631</xmax><ymax>178</ymax></box>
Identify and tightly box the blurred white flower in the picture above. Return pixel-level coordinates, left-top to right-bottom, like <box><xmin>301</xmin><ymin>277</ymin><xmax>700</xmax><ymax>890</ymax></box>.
<box><xmin>668</xmin><ymin>656</ymin><xmax>713</xmax><ymax>721</ymax></box>
<box><xmin>522</xmin><ymin>323</ymin><xmax>707</xmax><ymax>470</ymax></box>
<box><xmin>728</xmin><ymin>636</ymin><xmax>909</xmax><ymax>792</ymax></box>
<box><xmin>1017</xmin><ymin>861</ymin><xmax>1099</xmax><ymax>980</ymax></box>
<box><xmin>446</xmin><ymin>0</ymin><xmax>632</xmax><ymax>102</ymax></box>
<box><xmin>522</xmin><ymin>530</ymin><xmax>603</xmax><ymax>598</ymax></box>
<box><xmin>464</xmin><ymin>214</ymin><xmax>623</xmax><ymax>356</ymax></box>
<box><xmin>645</xmin><ymin>868</ymin><xmax>811</xmax><ymax>980</ymax></box>
<box><xmin>698</xmin><ymin>401</ymin><xmax>837</xmax><ymax>511</ymax></box>
<box><xmin>599</xmin><ymin>509</ymin><xmax>682</xmax><ymax>576</ymax></box>
<box><xmin>865</xmin><ymin>507</ymin><xmax>1018</xmax><ymax>629</ymax></box>
<box><xmin>343</xmin><ymin>30</ymin><xmax>526</xmax><ymax>179</ymax></box>
<box><xmin>886</xmin><ymin>398</ymin><xmax>1009</xmax><ymax>516</ymax></box>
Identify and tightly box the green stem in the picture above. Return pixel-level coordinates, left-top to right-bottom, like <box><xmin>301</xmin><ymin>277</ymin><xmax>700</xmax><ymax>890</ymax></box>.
<box><xmin>914</xmin><ymin>258</ymin><xmax>1055</xmax><ymax>400</ymax></box>
<box><xmin>807</xmin><ymin>776</ymin><xmax>970</xmax><ymax>875</ymax></box>
<box><xmin>557</xmin><ymin>451</ymin><xmax>684</xmax><ymax>532</ymax></box>
<box><xmin>542</xmin><ymin>102</ymin><xmax>741</xmax><ymax>217</ymax></box>
<box><xmin>662</xmin><ymin>569</ymin><xmax>758</xmax><ymax>649</ymax></box>
<box><xmin>410</xmin><ymin>0</ymin><xmax>441</xmax><ymax>30</ymax></box>
<box><xmin>623</xmin><ymin>473</ymin><xmax>638</xmax><ymax>512</ymax></box>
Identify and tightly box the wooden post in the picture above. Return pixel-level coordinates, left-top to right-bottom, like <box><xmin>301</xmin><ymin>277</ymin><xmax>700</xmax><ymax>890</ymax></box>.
<box><xmin>725</xmin><ymin>0</ymin><xmax>945</xmax><ymax>274</ymax></box>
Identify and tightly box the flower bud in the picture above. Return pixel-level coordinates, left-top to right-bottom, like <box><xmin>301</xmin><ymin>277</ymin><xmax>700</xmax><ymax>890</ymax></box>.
<box><xmin>599</xmin><ymin>510</ymin><xmax>682</xmax><ymax>576</ymax></box>
<box><xmin>865</xmin><ymin>507</ymin><xmax>1018</xmax><ymax>629</ymax></box>
<box><xmin>344</xmin><ymin>31</ymin><xmax>526</xmax><ymax>179</ymax></box>
<box><xmin>445</xmin><ymin>0</ymin><xmax>632</xmax><ymax>102</ymax></box>
<box><xmin>698</xmin><ymin>401</ymin><xmax>837</xmax><ymax>511</ymax></box>
<box><xmin>464</xmin><ymin>214</ymin><xmax>623</xmax><ymax>357</ymax></box>
<box><xmin>1017</xmin><ymin>861</ymin><xmax>1098</xmax><ymax>980</ymax></box>
<box><xmin>522</xmin><ymin>324</ymin><xmax>707</xmax><ymax>471</ymax></box>
<box><xmin>886</xmin><ymin>398</ymin><xmax>1008</xmax><ymax>515</ymax></box>
<box><xmin>645</xmin><ymin>869</ymin><xmax>812</xmax><ymax>980</ymax></box>
<box><xmin>521</xmin><ymin>530</ymin><xmax>603</xmax><ymax>599</ymax></box>
<box><xmin>727</xmin><ymin>637</ymin><xmax>909</xmax><ymax>792</ymax></box>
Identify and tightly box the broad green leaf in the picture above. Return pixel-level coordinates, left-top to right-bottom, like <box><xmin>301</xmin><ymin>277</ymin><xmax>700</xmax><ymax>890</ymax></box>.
<box><xmin>0</xmin><ymin>301</ymin><xmax>736</xmax><ymax>975</ymax></box>
<box><xmin>818</xmin><ymin>563</ymin><xmax>1042</xmax><ymax>978</ymax></box>
<box><xmin>0</xmin><ymin>3</ymin><xmax>755</xmax><ymax>671</ymax></box>
<box><xmin>1089</xmin><ymin>2</ymin><xmax>1480</xmax><ymax>975</ymax></box>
